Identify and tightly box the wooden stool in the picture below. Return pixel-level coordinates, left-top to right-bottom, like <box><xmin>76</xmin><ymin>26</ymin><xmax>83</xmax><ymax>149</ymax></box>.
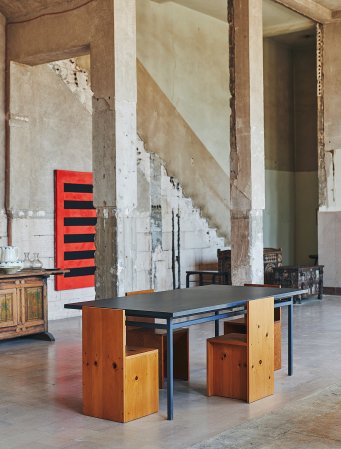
<box><xmin>223</xmin><ymin>284</ymin><xmax>282</xmax><ymax>370</ymax></box>
<box><xmin>208</xmin><ymin>297</ymin><xmax>274</xmax><ymax>403</ymax></box>
<box><xmin>82</xmin><ymin>307</ymin><xmax>159</xmax><ymax>423</ymax></box>
<box><xmin>126</xmin><ymin>290</ymin><xmax>189</xmax><ymax>388</ymax></box>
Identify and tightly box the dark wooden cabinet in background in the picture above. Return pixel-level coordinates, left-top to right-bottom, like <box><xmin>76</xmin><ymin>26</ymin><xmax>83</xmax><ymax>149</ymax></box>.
<box><xmin>0</xmin><ymin>269</ymin><xmax>66</xmax><ymax>341</ymax></box>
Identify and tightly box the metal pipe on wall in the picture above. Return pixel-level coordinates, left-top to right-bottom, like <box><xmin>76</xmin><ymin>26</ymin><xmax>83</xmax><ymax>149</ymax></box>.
<box><xmin>177</xmin><ymin>209</ymin><xmax>181</xmax><ymax>289</ymax></box>
<box><xmin>4</xmin><ymin>23</ymin><xmax>12</xmax><ymax>246</ymax></box>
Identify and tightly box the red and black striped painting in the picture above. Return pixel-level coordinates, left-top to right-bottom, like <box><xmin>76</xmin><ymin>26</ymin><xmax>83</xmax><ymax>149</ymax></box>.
<box><xmin>55</xmin><ymin>170</ymin><xmax>96</xmax><ymax>290</ymax></box>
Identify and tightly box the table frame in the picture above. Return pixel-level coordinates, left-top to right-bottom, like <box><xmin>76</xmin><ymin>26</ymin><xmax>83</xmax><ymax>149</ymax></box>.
<box><xmin>65</xmin><ymin>286</ymin><xmax>303</xmax><ymax>421</ymax></box>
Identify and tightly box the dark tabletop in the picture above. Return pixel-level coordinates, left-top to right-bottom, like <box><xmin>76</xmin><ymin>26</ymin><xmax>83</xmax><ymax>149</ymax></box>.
<box><xmin>64</xmin><ymin>284</ymin><xmax>303</xmax><ymax>319</ymax></box>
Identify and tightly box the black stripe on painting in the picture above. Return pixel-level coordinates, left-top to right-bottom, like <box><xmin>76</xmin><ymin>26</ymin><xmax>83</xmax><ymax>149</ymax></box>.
<box><xmin>64</xmin><ymin>251</ymin><xmax>95</xmax><ymax>260</ymax></box>
<box><xmin>64</xmin><ymin>217</ymin><xmax>97</xmax><ymax>226</ymax></box>
<box><xmin>64</xmin><ymin>183</ymin><xmax>93</xmax><ymax>193</ymax></box>
<box><xmin>64</xmin><ymin>267</ymin><xmax>96</xmax><ymax>277</ymax></box>
<box><xmin>64</xmin><ymin>234</ymin><xmax>95</xmax><ymax>244</ymax></box>
<box><xmin>64</xmin><ymin>201</ymin><xmax>95</xmax><ymax>210</ymax></box>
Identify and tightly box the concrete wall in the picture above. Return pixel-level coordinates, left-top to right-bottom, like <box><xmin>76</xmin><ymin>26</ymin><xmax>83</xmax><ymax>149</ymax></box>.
<box><xmin>8</xmin><ymin>55</ymin><xmax>225</xmax><ymax>319</ymax></box>
<box><xmin>319</xmin><ymin>22</ymin><xmax>341</xmax><ymax>289</ymax></box>
<box><xmin>137</xmin><ymin>61</ymin><xmax>230</xmax><ymax>242</ymax></box>
<box><xmin>293</xmin><ymin>43</ymin><xmax>318</xmax><ymax>265</ymax></box>
<box><xmin>264</xmin><ymin>38</ymin><xmax>318</xmax><ymax>266</ymax></box>
<box><xmin>137</xmin><ymin>0</ymin><xmax>230</xmax><ymax>174</ymax></box>
<box><xmin>9</xmin><ymin>60</ymin><xmax>94</xmax><ymax>320</ymax></box>
<box><xmin>0</xmin><ymin>13</ymin><xmax>6</xmax><ymax>243</ymax></box>
<box><xmin>264</xmin><ymin>39</ymin><xmax>295</xmax><ymax>264</ymax></box>
<box><xmin>136</xmin><ymin>137</ymin><xmax>225</xmax><ymax>292</ymax></box>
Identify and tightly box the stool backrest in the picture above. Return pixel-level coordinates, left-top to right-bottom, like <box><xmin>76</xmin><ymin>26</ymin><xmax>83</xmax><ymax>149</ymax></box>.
<box><xmin>82</xmin><ymin>306</ymin><xmax>126</xmax><ymax>421</ymax></box>
<box><xmin>247</xmin><ymin>297</ymin><xmax>274</xmax><ymax>402</ymax></box>
<box><xmin>244</xmin><ymin>283</ymin><xmax>281</xmax><ymax>288</ymax></box>
<box><xmin>125</xmin><ymin>290</ymin><xmax>155</xmax><ymax>326</ymax></box>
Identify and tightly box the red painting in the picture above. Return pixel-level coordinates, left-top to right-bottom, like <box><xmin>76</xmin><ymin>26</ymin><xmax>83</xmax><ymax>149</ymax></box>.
<box><xmin>55</xmin><ymin>170</ymin><xmax>96</xmax><ymax>291</ymax></box>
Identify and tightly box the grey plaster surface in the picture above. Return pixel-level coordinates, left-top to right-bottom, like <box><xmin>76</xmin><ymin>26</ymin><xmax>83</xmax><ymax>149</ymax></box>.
<box><xmin>189</xmin><ymin>382</ymin><xmax>341</xmax><ymax>449</ymax></box>
<box><xmin>0</xmin><ymin>296</ymin><xmax>340</xmax><ymax>449</ymax></box>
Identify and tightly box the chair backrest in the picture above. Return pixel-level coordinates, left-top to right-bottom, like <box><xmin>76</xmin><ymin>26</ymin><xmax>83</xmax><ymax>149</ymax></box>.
<box><xmin>247</xmin><ymin>297</ymin><xmax>274</xmax><ymax>403</ymax></box>
<box><xmin>125</xmin><ymin>290</ymin><xmax>155</xmax><ymax>325</ymax></box>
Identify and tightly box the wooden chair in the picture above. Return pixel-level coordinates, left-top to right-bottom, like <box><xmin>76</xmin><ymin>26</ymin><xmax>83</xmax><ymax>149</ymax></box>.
<box><xmin>125</xmin><ymin>290</ymin><xmax>189</xmax><ymax>389</ymax></box>
<box><xmin>223</xmin><ymin>284</ymin><xmax>282</xmax><ymax>370</ymax></box>
<box><xmin>207</xmin><ymin>297</ymin><xmax>274</xmax><ymax>402</ymax></box>
<box><xmin>82</xmin><ymin>306</ymin><xmax>159</xmax><ymax>423</ymax></box>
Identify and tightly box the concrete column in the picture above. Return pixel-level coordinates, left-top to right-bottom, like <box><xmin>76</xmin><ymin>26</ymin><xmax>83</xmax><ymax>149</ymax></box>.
<box><xmin>229</xmin><ymin>0</ymin><xmax>265</xmax><ymax>285</ymax></box>
<box><xmin>0</xmin><ymin>13</ymin><xmax>6</xmax><ymax>243</ymax></box>
<box><xmin>92</xmin><ymin>0</ymin><xmax>137</xmax><ymax>298</ymax></box>
<box><xmin>318</xmin><ymin>22</ymin><xmax>341</xmax><ymax>290</ymax></box>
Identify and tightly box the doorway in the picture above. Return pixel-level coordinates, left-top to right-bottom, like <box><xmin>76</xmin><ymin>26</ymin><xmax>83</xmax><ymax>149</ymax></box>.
<box><xmin>263</xmin><ymin>0</ymin><xmax>318</xmax><ymax>266</ymax></box>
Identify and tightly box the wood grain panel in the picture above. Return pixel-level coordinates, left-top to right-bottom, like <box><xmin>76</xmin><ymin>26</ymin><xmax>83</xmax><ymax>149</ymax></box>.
<box><xmin>224</xmin><ymin>308</ymin><xmax>282</xmax><ymax>371</ymax></box>
<box><xmin>124</xmin><ymin>350</ymin><xmax>159</xmax><ymax>422</ymax></box>
<box><xmin>127</xmin><ymin>328</ymin><xmax>164</xmax><ymax>387</ymax></box>
<box><xmin>82</xmin><ymin>307</ymin><xmax>159</xmax><ymax>422</ymax></box>
<box><xmin>82</xmin><ymin>307</ymin><xmax>125</xmax><ymax>422</ymax></box>
<box><xmin>207</xmin><ymin>334</ymin><xmax>247</xmax><ymax>399</ymax></box>
<box><xmin>0</xmin><ymin>289</ymin><xmax>17</xmax><ymax>328</ymax></box>
<box><xmin>247</xmin><ymin>297</ymin><xmax>274</xmax><ymax>403</ymax></box>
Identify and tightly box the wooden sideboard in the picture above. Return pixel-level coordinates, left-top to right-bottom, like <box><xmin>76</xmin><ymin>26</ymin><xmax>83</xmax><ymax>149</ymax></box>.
<box><xmin>0</xmin><ymin>269</ymin><xmax>66</xmax><ymax>341</ymax></box>
<box><xmin>270</xmin><ymin>265</ymin><xmax>324</xmax><ymax>303</ymax></box>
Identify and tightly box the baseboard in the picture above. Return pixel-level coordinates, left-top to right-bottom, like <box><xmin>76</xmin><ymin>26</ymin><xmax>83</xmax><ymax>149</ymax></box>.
<box><xmin>323</xmin><ymin>287</ymin><xmax>341</xmax><ymax>295</ymax></box>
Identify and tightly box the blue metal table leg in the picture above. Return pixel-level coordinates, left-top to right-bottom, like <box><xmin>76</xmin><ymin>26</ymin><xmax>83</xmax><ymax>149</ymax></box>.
<box><xmin>166</xmin><ymin>318</ymin><xmax>174</xmax><ymax>420</ymax></box>
<box><xmin>186</xmin><ymin>273</ymin><xmax>190</xmax><ymax>288</ymax></box>
<box><xmin>215</xmin><ymin>310</ymin><xmax>220</xmax><ymax>337</ymax></box>
<box><xmin>288</xmin><ymin>299</ymin><xmax>293</xmax><ymax>376</ymax></box>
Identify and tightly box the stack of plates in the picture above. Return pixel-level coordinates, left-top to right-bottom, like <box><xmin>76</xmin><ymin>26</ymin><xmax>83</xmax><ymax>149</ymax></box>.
<box><xmin>0</xmin><ymin>261</ymin><xmax>23</xmax><ymax>274</ymax></box>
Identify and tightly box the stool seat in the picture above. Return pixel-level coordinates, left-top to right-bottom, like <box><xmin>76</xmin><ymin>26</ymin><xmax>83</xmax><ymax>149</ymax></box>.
<box><xmin>126</xmin><ymin>290</ymin><xmax>189</xmax><ymax>388</ymax></box>
<box><xmin>126</xmin><ymin>346</ymin><xmax>157</xmax><ymax>357</ymax></box>
<box><xmin>208</xmin><ymin>333</ymin><xmax>247</xmax><ymax>346</ymax></box>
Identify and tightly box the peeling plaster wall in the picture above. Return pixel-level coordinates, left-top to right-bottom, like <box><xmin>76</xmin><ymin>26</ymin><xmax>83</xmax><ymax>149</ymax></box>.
<box><xmin>137</xmin><ymin>61</ymin><xmax>230</xmax><ymax>242</ymax></box>
<box><xmin>136</xmin><ymin>137</ymin><xmax>225</xmax><ymax>292</ymax></box>
<box><xmin>264</xmin><ymin>38</ymin><xmax>318</xmax><ymax>265</ymax></box>
<box><xmin>0</xmin><ymin>13</ymin><xmax>6</xmax><ymax>243</ymax></box>
<box><xmin>6</xmin><ymin>0</ymin><xmax>128</xmax><ymax>299</ymax></box>
<box><xmin>136</xmin><ymin>0</ymin><xmax>230</xmax><ymax>174</ymax></box>
<box><xmin>8</xmin><ymin>56</ymin><xmax>224</xmax><ymax>319</ymax></box>
<box><xmin>9</xmin><ymin>61</ymin><xmax>94</xmax><ymax>320</ymax></box>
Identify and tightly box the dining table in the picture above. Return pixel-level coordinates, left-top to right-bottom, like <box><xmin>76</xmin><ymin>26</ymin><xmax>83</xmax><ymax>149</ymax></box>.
<box><xmin>65</xmin><ymin>284</ymin><xmax>306</xmax><ymax>420</ymax></box>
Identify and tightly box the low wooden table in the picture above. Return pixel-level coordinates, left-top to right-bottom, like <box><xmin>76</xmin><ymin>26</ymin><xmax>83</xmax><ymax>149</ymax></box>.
<box><xmin>0</xmin><ymin>269</ymin><xmax>67</xmax><ymax>341</ymax></box>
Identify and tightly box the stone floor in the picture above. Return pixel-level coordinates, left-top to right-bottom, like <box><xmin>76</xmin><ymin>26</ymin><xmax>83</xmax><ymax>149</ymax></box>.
<box><xmin>0</xmin><ymin>296</ymin><xmax>340</xmax><ymax>449</ymax></box>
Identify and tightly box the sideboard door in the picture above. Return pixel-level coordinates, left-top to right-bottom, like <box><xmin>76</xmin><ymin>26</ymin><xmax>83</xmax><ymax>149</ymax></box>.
<box><xmin>20</xmin><ymin>281</ymin><xmax>46</xmax><ymax>333</ymax></box>
<box><xmin>0</xmin><ymin>288</ymin><xmax>19</xmax><ymax>334</ymax></box>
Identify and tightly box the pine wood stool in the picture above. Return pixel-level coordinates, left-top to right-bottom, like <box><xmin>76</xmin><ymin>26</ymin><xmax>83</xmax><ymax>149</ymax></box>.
<box><xmin>126</xmin><ymin>290</ymin><xmax>189</xmax><ymax>388</ymax></box>
<box><xmin>207</xmin><ymin>297</ymin><xmax>274</xmax><ymax>403</ymax></box>
<box><xmin>82</xmin><ymin>307</ymin><xmax>159</xmax><ymax>422</ymax></box>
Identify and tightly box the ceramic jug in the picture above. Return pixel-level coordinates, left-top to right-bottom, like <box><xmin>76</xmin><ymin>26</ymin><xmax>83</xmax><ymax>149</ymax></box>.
<box><xmin>0</xmin><ymin>246</ymin><xmax>19</xmax><ymax>264</ymax></box>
